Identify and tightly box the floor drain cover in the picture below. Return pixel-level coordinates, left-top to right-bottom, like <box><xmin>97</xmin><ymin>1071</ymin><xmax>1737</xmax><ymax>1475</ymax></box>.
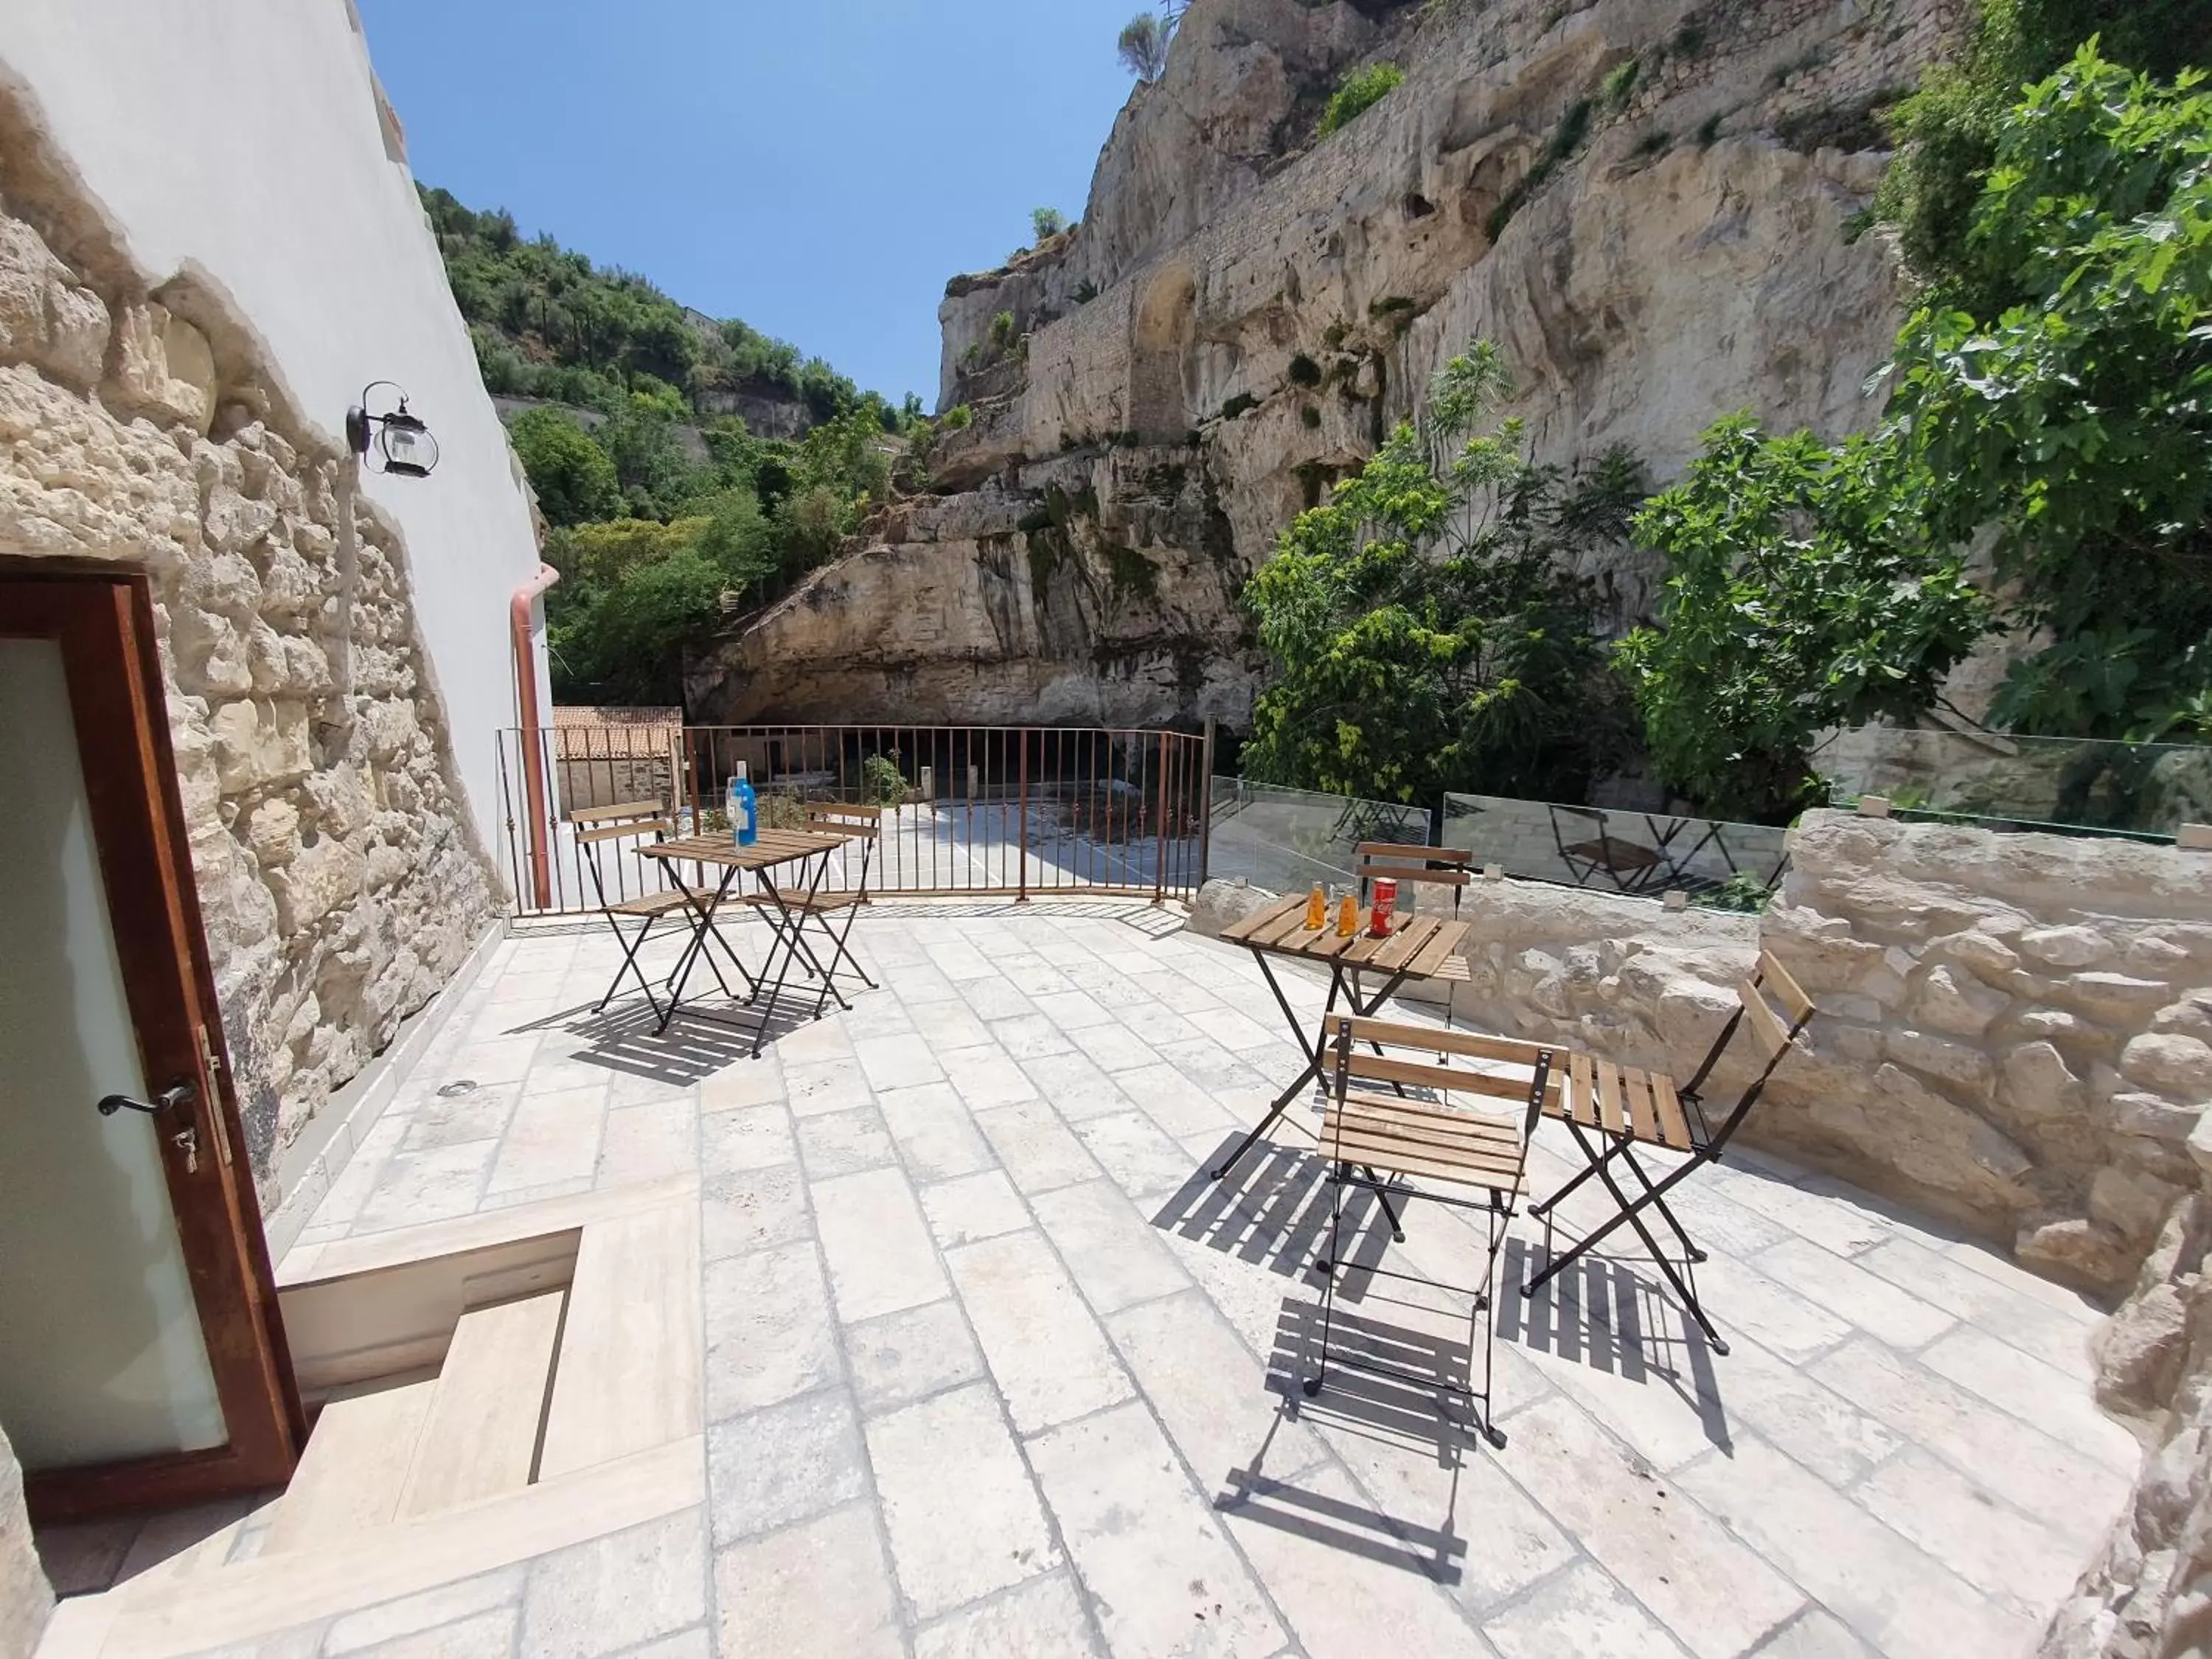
<box><xmin>436</xmin><ymin>1079</ymin><xmax>480</xmax><ymax>1098</ymax></box>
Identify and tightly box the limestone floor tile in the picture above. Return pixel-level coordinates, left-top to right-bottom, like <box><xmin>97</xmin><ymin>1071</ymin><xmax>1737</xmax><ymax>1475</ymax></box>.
<box><xmin>931</xmin><ymin>942</ymin><xmax>1001</xmax><ymax>985</ymax></box>
<box><xmin>782</xmin><ymin>1058</ymin><xmax>876</xmax><ymax>1119</ymax></box>
<box><xmin>1068</xmin><ymin>1021</ymin><xmax>1160</xmax><ymax>1074</ymax></box>
<box><xmin>973</xmin><ymin>1101</ymin><xmax>1102</xmax><ymax>1194</ymax></box>
<box><xmin>846</xmin><ymin>1299</ymin><xmax>987</xmax><ymax>1416</ymax></box>
<box><xmin>352</xmin><ymin>1138</ymin><xmax>498</xmax><ymax>1231</ymax></box>
<box><xmin>1848</xmin><ymin>1235</ymin><xmax>2101</xmax><ymax>1380</ymax></box>
<box><xmin>1715</xmin><ymin>1170</ymin><xmax>1899</xmax><ymax>1259</ymax></box>
<box><xmin>1674</xmin><ymin>1254</ymin><xmax>1855</xmax><ymax>1365</ymax></box>
<box><xmin>1856</xmin><ymin>1445</ymin><xmax>2087</xmax><ymax>1613</ymax></box>
<box><xmin>1021</xmin><ymin>1050</ymin><xmax>1136</xmax><ymax>1123</ymax></box>
<box><xmin>700</xmin><ymin>1056</ymin><xmax>786</xmax><ymax>1113</ymax></box>
<box><xmin>1810</xmin><ymin>1338</ymin><xmax>2135</xmax><ymax>1552</ymax></box>
<box><xmin>1031</xmin><ymin>1180</ymin><xmax>1192</xmax><ymax>1315</ymax></box>
<box><xmin>795</xmin><ymin>1105</ymin><xmax>900</xmax><ymax>1180</ymax></box>
<box><xmin>705</xmin><ymin>1242</ymin><xmax>841</xmax><ymax>1420</ymax></box>
<box><xmin>1752</xmin><ymin>1237</ymin><xmax>1958</xmax><ymax>1352</ymax></box>
<box><xmin>911</xmin><ymin>1571</ymin><xmax>1103</xmax><ymax>1659</ymax></box>
<box><xmin>714</xmin><ymin>1500</ymin><xmax>902</xmax><ymax>1659</ymax></box>
<box><xmin>1113</xmin><ymin>1062</ymin><xmax>1237</xmax><ymax>1139</ymax></box>
<box><xmin>702</xmin><ymin>1161</ymin><xmax>813</xmax><ymax>1263</ymax></box>
<box><xmin>1026</xmin><ymin>990</ymin><xmax>1116</xmax><ymax>1031</ymax></box>
<box><xmin>1105</xmin><ymin>1291</ymin><xmax>1326</xmax><ymax>1496</ymax></box>
<box><xmin>398</xmin><ymin>1083</ymin><xmax>521</xmax><ymax>1152</ymax></box>
<box><xmin>1073</xmin><ymin>1109</ymin><xmax>1206</xmax><ymax>1201</ymax></box>
<box><xmin>1028</xmin><ymin>1400</ymin><xmax>1289</xmax><ymax>1659</ymax></box>
<box><xmin>866</xmin><ymin>1382</ymin><xmax>1061</xmax><ymax>1621</ymax></box>
<box><xmin>1686</xmin><ymin>1328</ymin><xmax>1900</xmax><ymax>1487</ymax></box>
<box><xmin>956</xmin><ymin>974</ymin><xmax>1035</xmax><ymax>1018</ymax></box>
<box><xmin>321</xmin><ymin>1568</ymin><xmax>521</xmax><ymax>1654</ymax></box>
<box><xmin>775</xmin><ymin>1017</ymin><xmax>857</xmax><ymax>1065</ymax></box>
<box><xmin>1218</xmin><ymin>1458</ymin><xmax>1492</xmax><ymax>1659</ymax></box>
<box><xmin>597</xmin><ymin>1099</ymin><xmax>697</xmax><ymax>1185</ymax></box>
<box><xmin>1189</xmin><ymin>1004</ymin><xmax>1280</xmax><ymax>1053</ymax></box>
<box><xmin>1481</xmin><ymin>1560</ymin><xmax>1690</xmax><ymax>1659</ymax></box>
<box><xmin>1915</xmin><ymin>1326</ymin><xmax>2141</xmax><ymax>1472</ymax></box>
<box><xmin>482</xmin><ymin>1084</ymin><xmax>608</xmax><ymax>1196</ymax></box>
<box><xmin>878</xmin><ymin>1082</ymin><xmax>998</xmax><ymax>1182</ymax></box>
<box><xmin>1672</xmin><ymin>1433</ymin><xmax>2037</xmax><ymax>1659</ymax></box>
<box><xmin>988</xmin><ymin>1012</ymin><xmax>1077</xmax><ymax>1061</ymax></box>
<box><xmin>1756</xmin><ymin>1608</ymin><xmax>1879</xmax><ymax>1658</ymax></box>
<box><xmin>1497</xmin><ymin>1395</ymin><xmax>1805</xmax><ymax>1658</ymax></box>
<box><xmin>519</xmin><ymin>1509</ymin><xmax>707</xmax><ymax>1659</ymax></box>
<box><xmin>920</xmin><ymin>1170</ymin><xmax>1033</xmax><ymax>1248</ymax></box>
<box><xmin>944</xmin><ymin>1229</ymin><xmax>1135</xmax><ymax>1436</ymax></box>
<box><xmin>338</xmin><ymin>1607</ymin><xmax>514</xmax><ymax>1656</ymax></box>
<box><xmin>700</xmin><ymin>1102</ymin><xmax>799</xmax><ymax>1175</ymax></box>
<box><xmin>892</xmin><ymin>996</ymin><xmax>992</xmax><ymax>1051</ymax></box>
<box><xmin>854</xmin><ymin>1032</ymin><xmax>946</xmax><ymax>1091</ymax></box>
<box><xmin>814</xmin><ymin>1166</ymin><xmax>950</xmax><ymax>1323</ymax></box>
<box><xmin>707</xmin><ymin>1391</ymin><xmax>872</xmax><ymax>1544</ymax></box>
<box><xmin>942</xmin><ymin>1043</ymin><xmax>1045</xmax><ymax>1110</ymax></box>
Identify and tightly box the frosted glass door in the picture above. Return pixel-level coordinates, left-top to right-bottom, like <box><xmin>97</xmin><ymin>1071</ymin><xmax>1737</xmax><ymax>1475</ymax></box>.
<box><xmin>0</xmin><ymin>637</ymin><xmax>226</xmax><ymax>1468</ymax></box>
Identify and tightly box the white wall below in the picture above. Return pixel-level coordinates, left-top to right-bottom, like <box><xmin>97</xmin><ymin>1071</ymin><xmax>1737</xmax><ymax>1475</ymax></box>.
<box><xmin>0</xmin><ymin>0</ymin><xmax>548</xmax><ymax>860</ymax></box>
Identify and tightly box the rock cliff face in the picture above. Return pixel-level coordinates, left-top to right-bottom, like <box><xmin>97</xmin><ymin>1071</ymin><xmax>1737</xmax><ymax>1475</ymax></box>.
<box><xmin>690</xmin><ymin>0</ymin><xmax>1964</xmax><ymax>730</ymax></box>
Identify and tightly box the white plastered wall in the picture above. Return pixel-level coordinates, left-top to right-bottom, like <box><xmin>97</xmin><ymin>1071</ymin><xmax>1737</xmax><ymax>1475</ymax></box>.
<box><xmin>0</xmin><ymin>0</ymin><xmax>549</xmax><ymax>860</ymax></box>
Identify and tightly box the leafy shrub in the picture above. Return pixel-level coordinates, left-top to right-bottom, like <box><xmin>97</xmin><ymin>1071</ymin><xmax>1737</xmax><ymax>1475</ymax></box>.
<box><xmin>1301</xmin><ymin>406</ymin><xmax>1323</xmax><ymax>430</ymax></box>
<box><xmin>509</xmin><ymin>406</ymin><xmax>622</xmax><ymax>527</ymax></box>
<box><xmin>1692</xmin><ymin>874</ymin><xmax>1777</xmax><ymax>914</ymax></box>
<box><xmin>1074</xmin><ymin>279</ymin><xmax>1101</xmax><ymax>304</ymax></box>
<box><xmin>1695</xmin><ymin>114</ymin><xmax>1722</xmax><ymax>147</ymax></box>
<box><xmin>989</xmin><ymin>311</ymin><xmax>1018</xmax><ymax>349</ymax></box>
<box><xmin>1117</xmin><ymin>11</ymin><xmax>1174</xmax><ymax>80</ymax></box>
<box><xmin>1032</xmin><ymin>207</ymin><xmax>1070</xmax><ymax>243</ymax></box>
<box><xmin>861</xmin><ymin>754</ymin><xmax>906</xmax><ymax>806</ymax></box>
<box><xmin>942</xmin><ymin>403</ymin><xmax>973</xmax><ymax>431</ymax></box>
<box><xmin>1603</xmin><ymin>58</ymin><xmax>1641</xmax><ymax>107</ymax></box>
<box><xmin>1318</xmin><ymin>63</ymin><xmax>1405</xmax><ymax>137</ymax></box>
<box><xmin>1289</xmin><ymin>353</ymin><xmax>1323</xmax><ymax>386</ymax></box>
<box><xmin>1486</xmin><ymin>98</ymin><xmax>1595</xmax><ymax>240</ymax></box>
<box><xmin>1672</xmin><ymin>21</ymin><xmax>1706</xmax><ymax>55</ymax></box>
<box><xmin>1221</xmin><ymin>392</ymin><xmax>1259</xmax><ymax>420</ymax></box>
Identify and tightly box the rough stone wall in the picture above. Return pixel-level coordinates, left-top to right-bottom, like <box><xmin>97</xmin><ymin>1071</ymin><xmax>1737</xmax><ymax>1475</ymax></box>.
<box><xmin>0</xmin><ymin>93</ymin><xmax>501</xmax><ymax>1206</ymax></box>
<box><xmin>1196</xmin><ymin>810</ymin><xmax>2212</xmax><ymax>1293</ymax></box>
<box><xmin>696</xmin><ymin>0</ymin><xmax>1967</xmax><ymax>730</ymax></box>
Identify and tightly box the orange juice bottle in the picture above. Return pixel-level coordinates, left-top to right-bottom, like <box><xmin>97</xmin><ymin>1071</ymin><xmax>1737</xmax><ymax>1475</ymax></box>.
<box><xmin>1304</xmin><ymin>883</ymin><xmax>1326</xmax><ymax>930</ymax></box>
<box><xmin>1335</xmin><ymin>893</ymin><xmax>1358</xmax><ymax>936</ymax></box>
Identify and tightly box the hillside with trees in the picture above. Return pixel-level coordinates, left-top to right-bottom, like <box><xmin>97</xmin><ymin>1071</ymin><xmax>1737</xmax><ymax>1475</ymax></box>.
<box><xmin>419</xmin><ymin>187</ymin><xmax>912</xmax><ymax>707</ymax></box>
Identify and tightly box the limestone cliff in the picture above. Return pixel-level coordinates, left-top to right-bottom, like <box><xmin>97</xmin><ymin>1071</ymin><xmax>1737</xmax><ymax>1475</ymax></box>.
<box><xmin>689</xmin><ymin>0</ymin><xmax>1964</xmax><ymax>730</ymax></box>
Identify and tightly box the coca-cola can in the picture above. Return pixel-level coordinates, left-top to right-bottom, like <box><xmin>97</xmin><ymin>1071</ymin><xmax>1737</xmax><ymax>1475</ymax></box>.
<box><xmin>1368</xmin><ymin>877</ymin><xmax>1397</xmax><ymax>937</ymax></box>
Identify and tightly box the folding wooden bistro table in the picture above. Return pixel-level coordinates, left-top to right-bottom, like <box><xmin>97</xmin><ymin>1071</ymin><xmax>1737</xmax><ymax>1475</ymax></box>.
<box><xmin>1208</xmin><ymin>896</ymin><xmax>1470</xmax><ymax>1184</ymax></box>
<box><xmin>637</xmin><ymin>828</ymin><xmax>852</xmax><ymax>1057</ymax></box>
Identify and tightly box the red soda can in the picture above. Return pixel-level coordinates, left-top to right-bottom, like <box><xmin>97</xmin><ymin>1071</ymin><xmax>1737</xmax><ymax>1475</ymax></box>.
<box><xmin>1368</xmin><ymin>877</ymin><xmax>1397</xmax><ymax>937</ymax></box>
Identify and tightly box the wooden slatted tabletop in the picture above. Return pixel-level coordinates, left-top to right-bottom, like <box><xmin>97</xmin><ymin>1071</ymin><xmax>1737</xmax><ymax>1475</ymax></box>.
<box><xmin>1219</xmin><ymin>896</ymin><xmax>1470</xmax><ymax>982</ymax></box>
<box><xmin>637</xmin><ymin>830</ymin><xmax>846</xmax><ymax>872</ymax></box>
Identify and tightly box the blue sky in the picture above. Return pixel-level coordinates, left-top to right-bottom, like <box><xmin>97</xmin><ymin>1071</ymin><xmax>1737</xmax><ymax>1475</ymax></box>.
<box><xmin>358</xmin><ymin>0</ymin><xmax>1147</xmax><ymax>408</ymax></box>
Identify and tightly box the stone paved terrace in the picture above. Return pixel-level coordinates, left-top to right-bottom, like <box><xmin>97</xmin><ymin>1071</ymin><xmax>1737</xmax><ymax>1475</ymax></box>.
<box><xmin>49</xmin><ymin>902</ymin><xmax>2143</xmax><ymax>1658</ymax></box>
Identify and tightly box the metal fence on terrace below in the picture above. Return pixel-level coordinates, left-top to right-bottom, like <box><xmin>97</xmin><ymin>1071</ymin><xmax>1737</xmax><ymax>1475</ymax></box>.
<box><xmin>496</xmin><ymin>723</ymin><xmax>1214</xmax><ymax>917</ymax></box>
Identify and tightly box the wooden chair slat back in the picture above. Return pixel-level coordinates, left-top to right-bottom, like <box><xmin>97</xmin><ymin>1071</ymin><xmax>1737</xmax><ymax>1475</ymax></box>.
<box><xmin>567</xmin><ymin>800</ymin><xmax>665</xmax><ymax>826</ymax></box>
<box><xmin>575</xmin><ymin>818</ymin><xmax>672</xmax><ymax>846</ymax></box>
<box><xmin>807</xmin><ymin>804</ymin><xmax>883</xmax><ymax>838</ymax></box>
<box><xmin>1356</xmin><ymin>841</ymin><xmax>1474</xmax><ymax>863</ymax></box>
<box><xmin>1736</xmin><ymin>976</ymin><xmax>1794</xmax><ymax>1060</ymax></box>
<box><xmin>1758</xmin><ymin>949</ymin><xmax>1816</xmax><ymax>1025</ymax></box>
<box><xmin>1327</xmin><ymin>1015</ymin><xmax>1549</xmax><ymax>1069</ymax></box>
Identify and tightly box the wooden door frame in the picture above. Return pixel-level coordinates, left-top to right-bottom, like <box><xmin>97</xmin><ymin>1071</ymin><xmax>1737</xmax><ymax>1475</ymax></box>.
<box><xmin>1</xmin><ymin>566</ymin><xmax>305</xmax><ymax>1520</ymax></box>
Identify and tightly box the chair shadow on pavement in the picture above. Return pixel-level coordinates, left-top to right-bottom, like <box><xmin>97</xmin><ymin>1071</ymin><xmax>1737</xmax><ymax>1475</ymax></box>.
<box><xmin>1206</xmin><ymin>1290</ymin><xmax>1481</xmax><ymax>1586</ymax></box>
<box><xmin>505</xmin><ymin>995</ymin><xmax>826</xmax><ymax>1088</ymax></box>
<box><xmin>1501</xmin><ymin>1236</ymin><xmax>1731</xmax><ymax>1455</ymax></box>
<box><xmin>1152</xmin><ymin>1135</ymin><xmax>1398</xmax><ymax>1299</ymax></box>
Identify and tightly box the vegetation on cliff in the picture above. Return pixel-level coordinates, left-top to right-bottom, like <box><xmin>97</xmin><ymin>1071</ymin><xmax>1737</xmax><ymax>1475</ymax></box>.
<box><xmin>1242</xmin><ymin>343</ymin><xmax>1642</xmax><ymax>806</ymax></box>
<box><xmin>1622</xmin><ymin>45</ymin><xmax>2211</xmax><ymax>819</ymax></box>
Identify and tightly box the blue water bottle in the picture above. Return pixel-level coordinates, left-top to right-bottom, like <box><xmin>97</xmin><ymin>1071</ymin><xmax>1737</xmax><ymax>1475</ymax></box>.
<box><xmin>728</xmin><ymin>762</ymin><xmax>758</xmax><ymax>847</ymax></box>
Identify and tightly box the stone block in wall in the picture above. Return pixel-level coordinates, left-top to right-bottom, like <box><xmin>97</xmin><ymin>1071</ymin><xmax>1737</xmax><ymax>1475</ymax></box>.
<box><xmin>1913</xmin><ymin>961</ymin><xmax>2010</xmax><ymax>1037</ymax></box>
<box><xmin>2121</xmin><ymin>1033</ymin><xmax>2212</xmax><ymax>1100</ymax></box>
<box><xmin>207</xmin><ymin>698</ymin><xmax>310</xmax><ymax>793</ymax></box>
<box><xmin>2020</xmin><ymin>925</ymin><xmax>2116</xmax><ymax>970</ymax></box>
<box><xmin>0</xmin><ymin>212</ymin><xmax>107</xmax><ymax>391</ymax></box>
<box><xmin>102</xmin><ymin>302</ymin><xmax>215</xmax><ymax>435</ymax></box>
<box><xmin>266</xmin><ymin>838</ymin><xmax>362</xmax><ymax>934</ymax></box>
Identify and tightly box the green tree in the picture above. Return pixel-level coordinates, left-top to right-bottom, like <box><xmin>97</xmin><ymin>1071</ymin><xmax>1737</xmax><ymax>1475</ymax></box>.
<box><xmin>1615</xmin><ymin>417</ymin><xmax>1992</xmax><ymax>821</ymax></box>
<box><xmin>1888</xmin><ymin>49</ymin><xmax>2212</xmax><ymax>740</ymax></box>
<box><xmin>507</xmin><ymin>406</ymin><xmax>622</xmax><ymax>527</ymax></box>
<box><xmin>1117</xmin><ymin>11</ymin><xmax>1173</xmax><ymax>80</ymax></box>
<box><xmin>1031</xmin><ymin>207</ymin><xmax>1070</xmax><ymax>243</ymax></box>
<box><xmin>1242</xmin><ymin>342</ymin><xmax>1640</xmax><ymax>805</ymax></box>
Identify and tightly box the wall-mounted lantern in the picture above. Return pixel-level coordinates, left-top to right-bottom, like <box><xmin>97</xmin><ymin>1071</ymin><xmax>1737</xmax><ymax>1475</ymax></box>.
<box><xmin>345</xmin><ymin>381</ymin><xmax>439</xmax><ymax>478</ymax></box>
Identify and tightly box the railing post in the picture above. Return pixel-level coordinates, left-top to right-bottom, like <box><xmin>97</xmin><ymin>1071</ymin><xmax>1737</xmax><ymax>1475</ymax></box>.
<box><xmin>1197</xmin><ymin>717</ymin><xmax>1216</xmax><ymax>894</ymax></box>
<box><xmin>1017</xmin><ymin>731</ymin><xmax>1031</xmax><ymax>902</ymax></box>
<box><xmin>1153</xmin><ymin>728</ymin><xmax>1169</xmax><ymax>906</ymax></box>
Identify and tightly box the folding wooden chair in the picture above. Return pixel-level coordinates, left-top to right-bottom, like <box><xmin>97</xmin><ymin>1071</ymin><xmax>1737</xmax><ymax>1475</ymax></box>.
<box><xmin>1352</xmin><ymin>841</ymin><xmax>1476</xmax><ymax>1010</ymax></box>
<box><xmin>1520</xmin><ymin>949</ymin><xmax>1816</xmax><ymax>1353</ymax></box>
<box><xmin>571</xmin><ymin>801</ymin><xmax>738</xmax><ymax>1021</ymax></box>
<box><xmin>1302</xmin><ymin>1014</ymin><xmax>1559</xmax><ymax>1449</ymax></box>
<box><xmin>1548</xmin><ymin>804</ymin><xmax>1665</xmax><ymax>893</ymax></box>
<box><xmin>733</xmin><ymin>802</ymin><xmax>881</xmax><ymax>992</ymax></box>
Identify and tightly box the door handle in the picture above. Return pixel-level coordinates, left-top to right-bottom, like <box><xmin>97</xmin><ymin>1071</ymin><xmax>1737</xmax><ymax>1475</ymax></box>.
<box><xmin>98</xmin><ymin>1080</ymin><xmax>195</xmax><ymax>1118</ymax></box>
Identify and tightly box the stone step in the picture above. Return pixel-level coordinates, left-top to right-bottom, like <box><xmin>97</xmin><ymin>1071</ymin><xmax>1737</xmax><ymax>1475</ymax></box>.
<box><xmin>396</xmin><ymin>1290</ymin><xmax>567</xmax><ymax>1517</ymax></box>
<box><xmin>259</xmin><ymin>1377</ymin><xmax>437</xmax><ymax>1555</ymax></box>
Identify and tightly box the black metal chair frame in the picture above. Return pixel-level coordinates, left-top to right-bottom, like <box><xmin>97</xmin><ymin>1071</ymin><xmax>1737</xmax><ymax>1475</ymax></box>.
<box><xmin>1520</xmin><ymin>953</ymin><xmax>1815</xmax><ymax>1354</ymax></box>
<box><xmin>1302</xmin><ymin>1015</ymin><xmax>1557</xmax><ymax>1450</ymax></box>
<box><xmin>573</xmin><ymin>803</ymin><xmax>743</xmax><ymax>1023</ymax></box>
